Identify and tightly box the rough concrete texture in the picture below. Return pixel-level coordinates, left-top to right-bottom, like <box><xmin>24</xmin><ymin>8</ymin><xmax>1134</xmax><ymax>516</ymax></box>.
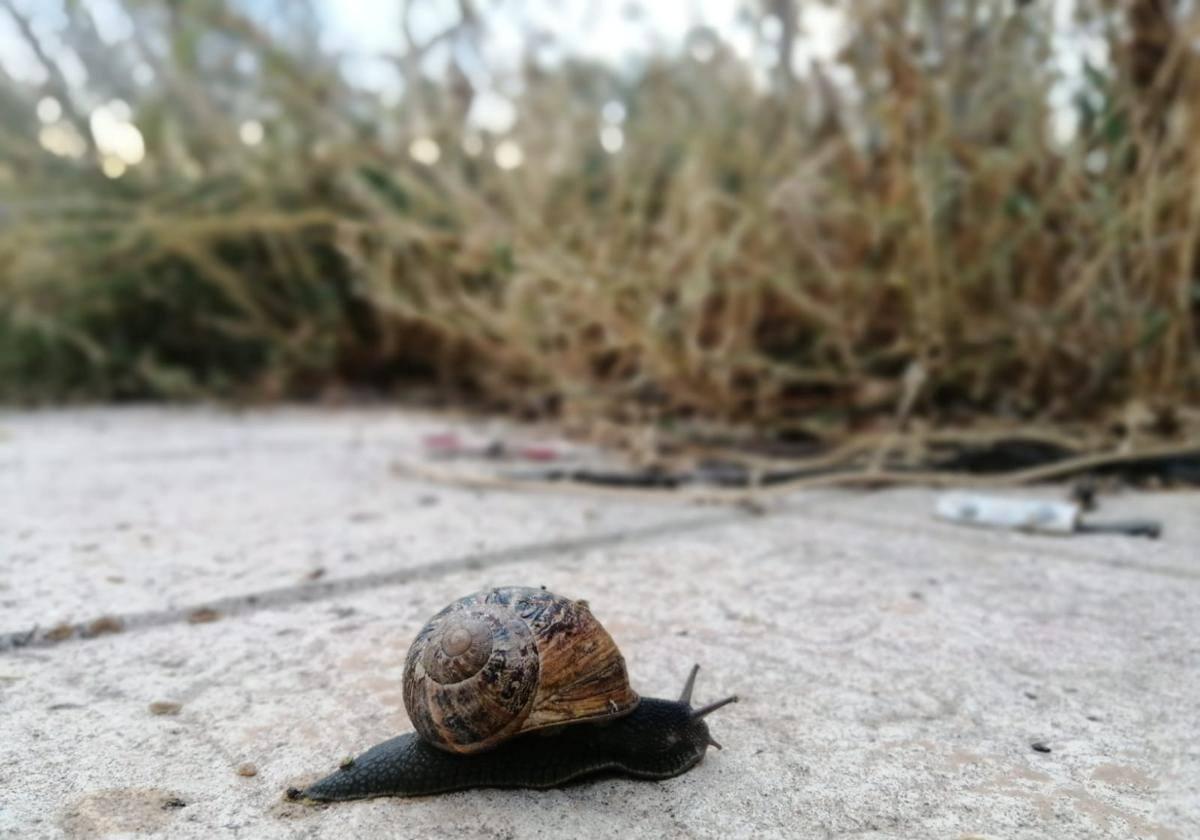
<box><xmin>1</xmin><ymin>408</ymin><xmax>1197</xmax><ymax>840</ymax></box>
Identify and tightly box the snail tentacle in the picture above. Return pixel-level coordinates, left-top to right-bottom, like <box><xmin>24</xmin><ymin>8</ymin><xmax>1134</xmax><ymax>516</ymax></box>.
<box><xmin>690</xmin><ymin>695</ymin><xmax>739</xmax><ymax>720</ymax></box>
<box><xmin>679</xmin><ymin>663</ymin><xmax>701</xmax><ymax>704</ymax></box>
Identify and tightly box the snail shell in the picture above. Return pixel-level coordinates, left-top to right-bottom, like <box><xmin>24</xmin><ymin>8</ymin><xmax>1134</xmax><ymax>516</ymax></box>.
<box><xmin>402</xmin><ymin>586</ymin><xmax>640</xmax><ymax>754</ymax></box>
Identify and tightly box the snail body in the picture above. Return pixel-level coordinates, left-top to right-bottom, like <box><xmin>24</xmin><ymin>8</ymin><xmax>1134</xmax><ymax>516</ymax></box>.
<box><xmin>293</xmin><ymin>587</ymin><xmax>736</xmax><ymax>801</ymax></box>
<box><xmin>299</xmin><ymin>690</ymin><xmax>732</xmax><ymax>801</ymax></box>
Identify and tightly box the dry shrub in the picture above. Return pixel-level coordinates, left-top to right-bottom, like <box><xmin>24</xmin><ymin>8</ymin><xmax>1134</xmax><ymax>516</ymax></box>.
<box><xmin>0</xmin><ymin>0</ymin><xmax>1196</xmax><ymax>448</ymax></box>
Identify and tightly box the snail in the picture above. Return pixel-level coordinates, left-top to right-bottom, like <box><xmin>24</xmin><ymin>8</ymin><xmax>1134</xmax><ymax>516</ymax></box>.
<box><xmin>290</xmin><ymin>586</ymin><xmax>736</xmax><ymax>801</ymax></box>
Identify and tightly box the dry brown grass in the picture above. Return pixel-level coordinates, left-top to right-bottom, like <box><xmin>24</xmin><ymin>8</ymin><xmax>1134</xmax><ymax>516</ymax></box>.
<box><xmin>0</xmin><ymin>0</ymin><xmax>1197</xmax><ymax>454</ymax></box>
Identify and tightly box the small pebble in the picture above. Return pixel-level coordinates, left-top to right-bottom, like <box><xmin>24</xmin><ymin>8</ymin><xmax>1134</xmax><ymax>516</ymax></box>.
<box><xmin>1031</xmin><ymin>741</ymin><xmax>1052</xmax><ymax>753</ymax></box>
<box><xmin>236</xmin><ymin>763</ymin><xmax>258</xmax><ymax>777</ymax></box>
<box><xmin>84</xmin><ymin>616</ymin><xmax>124</xmax><ymax>637</ymax></box>
<box><xmin>187</xmin><ymin>607</ymin><xmax>221</xmax><ymax>624</ymax></box>
<box><xmin>149</xmin><ymin>700</ymin><xmax>183</xmax><ymax>716</ymax></box>
<box><xmin>44</xmin><ymin>623</ymin><xmax>75</xmax><ymax>642</ymax></box>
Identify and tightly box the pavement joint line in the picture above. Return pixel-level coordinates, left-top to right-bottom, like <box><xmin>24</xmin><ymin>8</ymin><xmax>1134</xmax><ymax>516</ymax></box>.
<box><xmin>4</xmin><ymin>488</ymin><xmax>1192</xmax><ymax>654</ymax></box>
<box><xmin>0</xmin><ymin>507</ymin><xmax>761</xmax><ymax>655</ymax></box>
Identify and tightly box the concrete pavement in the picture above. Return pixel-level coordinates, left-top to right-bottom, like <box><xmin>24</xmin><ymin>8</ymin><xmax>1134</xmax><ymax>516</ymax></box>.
<box><xmin>1</xmin><ymin>408</ymin><xmax>1196</xmax><ymax>839</ymax></box>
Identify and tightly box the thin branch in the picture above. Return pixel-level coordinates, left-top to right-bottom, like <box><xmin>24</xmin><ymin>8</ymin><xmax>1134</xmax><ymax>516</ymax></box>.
<box><xmin>0</xmin><ymin>0</ymin><xmax>95</xmax><ymax>156</ymax></box>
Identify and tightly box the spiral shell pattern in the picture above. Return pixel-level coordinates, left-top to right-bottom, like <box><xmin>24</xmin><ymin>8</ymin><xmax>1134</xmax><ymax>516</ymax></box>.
<box><xmin>402</xmin><ymin>587</ymin><xmax>639</xmax><ymax>754</ymax></box>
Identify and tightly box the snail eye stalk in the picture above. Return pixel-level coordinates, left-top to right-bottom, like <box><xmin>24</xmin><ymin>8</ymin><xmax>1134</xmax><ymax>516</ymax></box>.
<box><xmin>679</xmin><ymin>664</ymin><xmax>701</xmax><ymax>704</ymax></box>
<box><xmin>690</xmin><ymin>696</ymin><xmax>738</xmax><ymax>720</ymax></box>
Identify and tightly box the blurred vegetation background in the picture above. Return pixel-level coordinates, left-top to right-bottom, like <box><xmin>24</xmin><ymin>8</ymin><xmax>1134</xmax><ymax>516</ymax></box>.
<box><xmin>0</xmin><ymin>0</ymin><xmax>1196</xmax><ymax>452</ymax></box>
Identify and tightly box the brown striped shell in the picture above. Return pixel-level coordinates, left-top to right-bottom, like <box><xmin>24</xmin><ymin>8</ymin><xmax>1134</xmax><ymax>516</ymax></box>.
<box><xmin>401</xmin><ymin>587</ymin><xmax>640</xmax><ymax>755</ymax></box>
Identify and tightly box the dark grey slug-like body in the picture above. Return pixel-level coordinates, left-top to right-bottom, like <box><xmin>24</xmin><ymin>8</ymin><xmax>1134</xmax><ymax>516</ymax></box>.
<box><xmin>294</xmin><ymin>669</ymin><xmax>735</xmax><ymax>802</ymax></box>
